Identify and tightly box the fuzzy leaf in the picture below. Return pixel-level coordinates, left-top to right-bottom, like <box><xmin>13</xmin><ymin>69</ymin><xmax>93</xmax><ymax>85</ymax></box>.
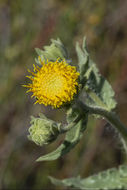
<box><xmin>76</xmin><ymin>38</ymin><xmax>89</xmax><ymax>81</ymax></box>
<box><xmin>51</xmin><ymin>39</ymin><xmax>69</xmax><ymax>60</ymax></box>
<box><xmin>66</xmin><ymin>106</ymin><xmax>81</xmax><ymax>124</ymax></box>
<box><xmin>76</xmin><ymin>37</ymin><xmax>117</xmax><ymax>111</ymax></box>
<box><xmin>35</xmin><ymin>38</ymin><xmax>69</xmax><ymax>64</ymax></box>
<box><xmin>36</xmin><ymin>118</ymin><xmax>87</xmax><ymax>162</ymax></box>
<box><xmin>49</xmin><ymin>165</ymin><xmax>127</xmax><ymax>190</ymax></box>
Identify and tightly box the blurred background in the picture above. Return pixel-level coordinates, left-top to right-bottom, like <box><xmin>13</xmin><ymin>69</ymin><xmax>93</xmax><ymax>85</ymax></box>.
<box><xmin>0</xmin><ymin>0</ymin><xmax>127</xmax><ymax>189</ymax></box>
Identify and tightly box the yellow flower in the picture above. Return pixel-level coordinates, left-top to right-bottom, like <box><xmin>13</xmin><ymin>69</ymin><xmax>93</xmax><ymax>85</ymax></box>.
<box><xmin>24</xmin><ymin>59</ymin><xmax>79</xmax><ymax>108</ymax></box>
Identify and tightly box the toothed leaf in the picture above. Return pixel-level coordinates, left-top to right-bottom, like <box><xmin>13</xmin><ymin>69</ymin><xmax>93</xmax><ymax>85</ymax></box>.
<box><xmin>49</xmin><ymin>165</ymin><xmax>127</xmax><ymax>190</ymax></box>
<box><xmin>76</xmin><ymin>37</ymin><xmax>117</xmax><ymax>111</ymax></box>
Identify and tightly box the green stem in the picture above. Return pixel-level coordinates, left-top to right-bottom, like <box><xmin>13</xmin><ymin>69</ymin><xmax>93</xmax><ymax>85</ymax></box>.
<box><xmin>77</xmin><ymin>100</ymin><xmax>127</xmax><ymax>144</ymax></box>
<box><xmin>59</xmin><ymin>114</ymin><xmax>81</xmax><ymax>133</ymax></box>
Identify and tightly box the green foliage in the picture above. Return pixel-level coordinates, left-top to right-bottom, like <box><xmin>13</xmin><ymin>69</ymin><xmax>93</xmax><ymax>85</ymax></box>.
<box><xmin>36</xmin><ymin>36</ymin><xmax>126</xmax><ymax>189</ymax></box>
<box><xmin>49</xmin><ymin>165</ymin><xmax>127</xmax><ymax>190</ymax></box>
<box><xmin>76</xmin><ymin>37</ymin><xmax>117</xmax><ymax>111</ymax></box>
<box><xmin>33</xmin><ymin>36</ymin><xmax>119</xmax><ymax>162</ymax></box>
<box><xmin>36</xmin><ymin>101</ymin><xmax>88</xmax><ymax>162</ymax></box>
<box><xmin>1</xmin><ymin>0</ymin><xmax>127</xmax><ymax>189</ymax></box>
<box><xmin>37</xmin><ymin>119</ymin><xmax>83</xmax><ymax>161</ymax></box>
<box><xmin>36</xmin><ymin>107</ymin><xmax>87</xmax><ymax>161</ymax></box>
<box><xmin>35</xmin><ymin>38</ymin><xmax>69</xmax><ymax>64</ymax></box>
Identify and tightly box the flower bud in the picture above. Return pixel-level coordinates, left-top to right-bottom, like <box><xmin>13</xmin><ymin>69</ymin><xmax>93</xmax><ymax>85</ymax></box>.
<box><xmin>28</xmin><ymin>114</ymin><xmax>60</xmax><ymax>146</ymax></box>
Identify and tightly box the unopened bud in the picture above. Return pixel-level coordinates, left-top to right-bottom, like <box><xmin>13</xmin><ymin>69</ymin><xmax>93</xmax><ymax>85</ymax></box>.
<box><xmin>28</xmin><ymin>114</ymin><xmax>61</xmax><ymax>146</ymax></box>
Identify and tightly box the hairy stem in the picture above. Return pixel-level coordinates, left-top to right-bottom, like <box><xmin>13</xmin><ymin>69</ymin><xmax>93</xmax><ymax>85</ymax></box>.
<box><xmin>77</xmin><ymin>100</ymin><xmax>127</xmax><ymax>145</ymax></box>
<box><xmin>59</xmin><ymin>114</ymin><xmax>82</xmax><ymax>133</ymax></box>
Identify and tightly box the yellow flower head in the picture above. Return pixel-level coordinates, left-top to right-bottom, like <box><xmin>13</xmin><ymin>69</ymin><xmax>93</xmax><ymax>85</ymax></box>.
<box><xmin>24</xmin><ymin>59</ymin><xmax>79</xmax><ymax>108</ymax></box>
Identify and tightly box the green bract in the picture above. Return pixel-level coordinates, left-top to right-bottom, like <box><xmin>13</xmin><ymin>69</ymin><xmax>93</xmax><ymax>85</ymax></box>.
<box><xmin>35</xmin><ymin>38</ymin><xmax>69</xmax><ymax>64</ymax></box>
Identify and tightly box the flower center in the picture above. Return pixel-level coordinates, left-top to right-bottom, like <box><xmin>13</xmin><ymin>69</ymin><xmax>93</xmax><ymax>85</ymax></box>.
<box><xmin>42</xmin><ymin>74</ymin><xmax>64</xmax><ymax>96</ymax></box>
